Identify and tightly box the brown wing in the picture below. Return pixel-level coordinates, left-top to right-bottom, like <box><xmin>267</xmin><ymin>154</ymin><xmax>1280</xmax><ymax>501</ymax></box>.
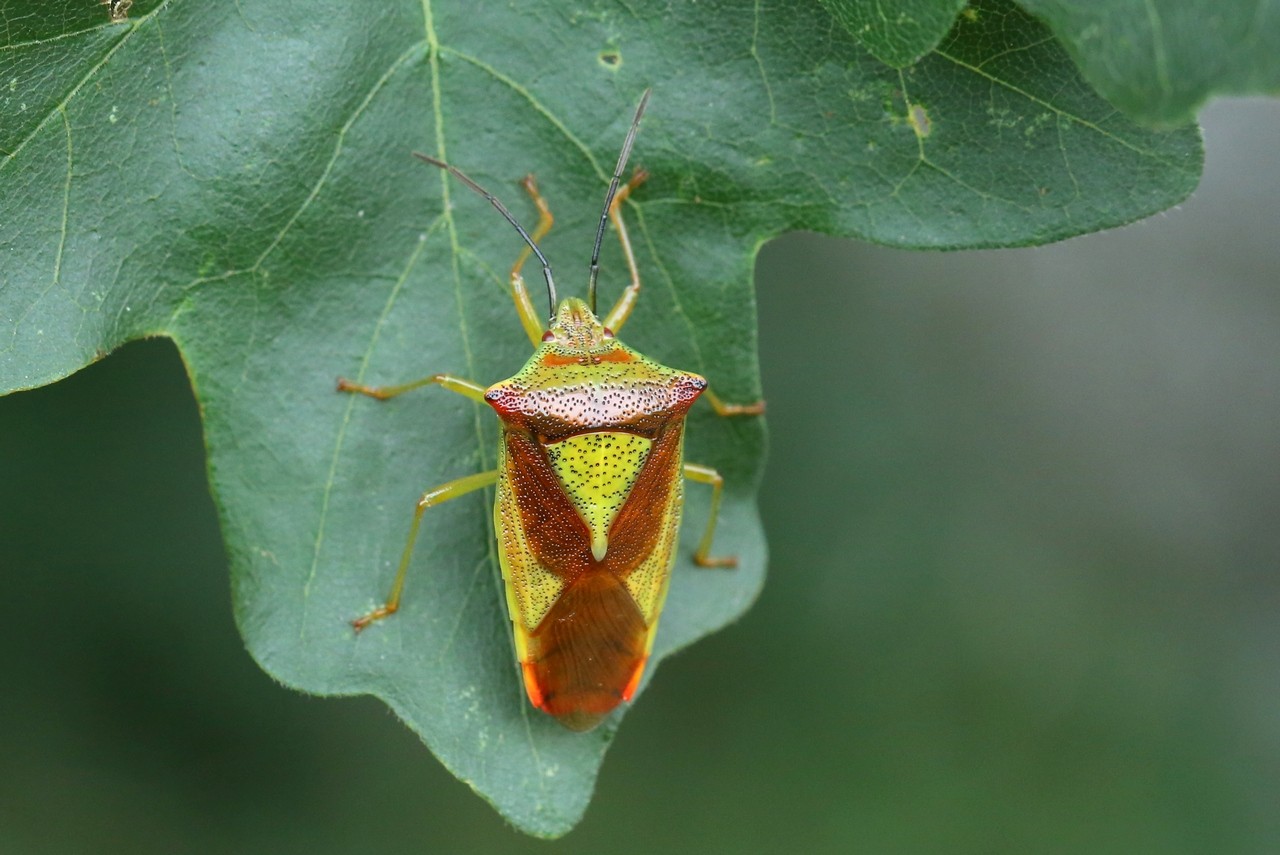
<box><xmin>497</xmin><ymin>424</ymin><xmax>686</xmax><ymax>731</ymax></box>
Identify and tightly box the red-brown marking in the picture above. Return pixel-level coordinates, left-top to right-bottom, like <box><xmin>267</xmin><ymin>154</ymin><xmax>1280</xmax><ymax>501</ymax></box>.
<box><xmin>596</xmin><ymin>350</ymin><xmax>636</xmax><ymax>363</ymax></box>
<box><xmin>540</xmin><ymin>353</ymin><xmax>587</xmax><ymax>367</ymax></box>
<box><xmin>502</xmin><ymin>422</ymin><xmax>687</xmax><ymax>727</ymax></box>
<box><xmin>540</xmin><ymin>349</ymin><xmax>636</xmax><ymax>367</ymax></box>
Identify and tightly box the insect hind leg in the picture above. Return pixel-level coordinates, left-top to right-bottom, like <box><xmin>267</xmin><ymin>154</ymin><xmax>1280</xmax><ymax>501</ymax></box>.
<box><xmin>682</xmin><ymin>461</ymin><xmax>737</xmax><ymax>568</ymax></box>
<box><xmin>351</xmin><ymin>469</ymin><xmax>499</xmax><ymax>632</ymax></box>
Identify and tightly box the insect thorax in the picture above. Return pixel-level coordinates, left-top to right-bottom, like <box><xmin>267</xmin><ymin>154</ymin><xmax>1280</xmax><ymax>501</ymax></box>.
<box><xmin>483</xmin><ymin>298</ymin><xmax>707</xmax><ymax>441</ymax></box>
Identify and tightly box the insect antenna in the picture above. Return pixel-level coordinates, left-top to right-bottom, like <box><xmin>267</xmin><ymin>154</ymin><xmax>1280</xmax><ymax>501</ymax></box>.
<box><xmin>413</xmin><ymin>152</ymin><xmax>559</xmax><ymax>320</ymax></box>
<box><xmin>587</xmin><ymin>88</ymin><xmax>651</xmax><ymax>314</ymax></box>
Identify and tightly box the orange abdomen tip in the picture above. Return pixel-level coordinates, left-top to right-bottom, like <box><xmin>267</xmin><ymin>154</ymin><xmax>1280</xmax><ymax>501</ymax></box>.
<box><xmin>621</xmin><ymin>654</ymin><xmax>648</xmax><ymax>702</ymax></box>
<box><xmin>519</xmin><ymin>571</ymin><xmax>650</xmax><ymax>732</ymax></box>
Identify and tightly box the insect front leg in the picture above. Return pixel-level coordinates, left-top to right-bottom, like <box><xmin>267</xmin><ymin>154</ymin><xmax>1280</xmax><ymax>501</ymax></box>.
<box><xmin>352</xmin><ymin>469</ymin><xmax>499</xmax><ymax>631</ymax></box>
<box><xmin>601</xmin><ymin>168</ymin><xmax>650</xmax><ymax>332</ymax></box>
<box><xmin>598</xmin><ymin>168</ymin><xmax>764</xmax><ymax>416</ymax></box>
<box><xmin>682</xmin><ymin>461</ymin><xmax>737</xmax><ymax>568</ymax></box>
<box><xmin>509</xmin><ymin>174</ymin><xmax>555</xmax><ymax>347</ymax></box>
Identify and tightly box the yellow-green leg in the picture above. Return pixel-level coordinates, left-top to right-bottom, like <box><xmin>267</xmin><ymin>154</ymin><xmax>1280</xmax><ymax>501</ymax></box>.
<box><xmin>602</xmin><ymin>168</ymin><xmax>650</xmax><ymax>332</ymax></box>
<box><xmin>351</xmin><ymin>469</ymin><xmax>499</xmax><ymax>631</ymax></box>
<box><xmin>510</xmin><ymin>174</ymin><xmax>555</xmax><ymax>347</ymax></box>
<box><xmin>336</xmin><ymin>373</ymin><xmax>487</xmax><ymax>403</ymax></box>
<box><xmin>338</xmin><ymin>371</ymin><xmax>495</xmax><ymax>630</ymax></box>
<box><xmin>683</xmin><ymin>462</ymin><xmax>737</xmax><ymax>568</ymax></box>
<box><xmin>597</xmin><ymin>171</ymin><xmax>766</xmax><ymax>416</ymax></box>
<box><xmin>703</xmin><ymin>388</ymin><xmax>766</xmax><ymax>416</ymax></box>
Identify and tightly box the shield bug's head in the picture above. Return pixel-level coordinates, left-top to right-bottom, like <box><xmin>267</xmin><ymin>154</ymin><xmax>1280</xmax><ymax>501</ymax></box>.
<box><xmin>542</xmin><ymin>297</ymin><xmax>613</xmax><ymax>353</ymax></box>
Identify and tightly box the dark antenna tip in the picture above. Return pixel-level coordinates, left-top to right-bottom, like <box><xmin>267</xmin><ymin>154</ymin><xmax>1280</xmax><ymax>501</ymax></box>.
<box><xmin>412</xmin><ymin>151</ymin><xmax>559</xmax><ymax>320</ymax></box>
<box><xmin>588</xmin><ymin>88</ymin><xmax>652</xmax><ymax>314</ymax></box>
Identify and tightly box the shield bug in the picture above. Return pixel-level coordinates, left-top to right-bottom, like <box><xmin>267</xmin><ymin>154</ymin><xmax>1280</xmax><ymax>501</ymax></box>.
<box><xmin>339</xmin><ymin>90</ymin><xmax>763</xmax><ymax>731</ymax></box>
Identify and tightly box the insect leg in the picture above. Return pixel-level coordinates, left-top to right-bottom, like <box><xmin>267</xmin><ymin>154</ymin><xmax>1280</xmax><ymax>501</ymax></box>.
<box><xmin>601</xmin><ymin>168</ymin><xmax>650</xmax><ymax>333</ymax></box>
<box><xmin>682</xmin><ymin>462</ymin><xmax>737</xmax><ymax>568</ymax></box>
<box><xmin>702</xmin><ymin>388</ymin><xmax>766</xmax><ymax>417</ymax></box>
<box><xmin>510</xmin><ymin>175</ymin><xmax>555</xmax><ymax>347</ymax></box>
<box><xmin>351</xmin><ymin>469</ymin><xmax>499</xmax><ymax>631</ymax></box>
<box><xmin>336</xmin><ymin>373</ymin><xmax>487</xmax><ymax>403</ymax></box>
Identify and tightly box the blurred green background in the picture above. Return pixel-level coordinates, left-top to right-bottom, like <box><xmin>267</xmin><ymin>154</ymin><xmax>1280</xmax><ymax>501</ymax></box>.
<box><xmin>2</xmin><ymin>98</ymin><xmax>1277</xmax><ymax>854</ymax></box>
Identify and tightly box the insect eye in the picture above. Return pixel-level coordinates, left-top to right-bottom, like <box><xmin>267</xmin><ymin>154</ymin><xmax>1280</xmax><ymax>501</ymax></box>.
<box><xmin>541</xmin><ymin>330</ymin><xmax>555</xmax><ymax>342</ymax></box>
<box><xmin>602</xmin><ymin>327</ymin><xmax>615</xmax><ymax>338</ymax></box>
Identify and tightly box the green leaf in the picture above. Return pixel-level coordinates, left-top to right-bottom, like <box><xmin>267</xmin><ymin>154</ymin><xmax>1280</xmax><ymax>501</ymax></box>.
<box><xmin>0</xmin><ymin>0</ymin><xmax>1205</xmax><ymax>836</ymax></box>
<box><xmin>1020</xmin><ymin>0</ymin><xmax>1280</xmax><ymax>125</ymax></box>
<box><xmin>818</xmin><ymin>0</ymin><xmax>969</xmax><ymax>67</ymax></box>
<box><xmin>816</xmin><ymin>0</ymin><xmax>1280</xmax><ymax>123</ymax></box>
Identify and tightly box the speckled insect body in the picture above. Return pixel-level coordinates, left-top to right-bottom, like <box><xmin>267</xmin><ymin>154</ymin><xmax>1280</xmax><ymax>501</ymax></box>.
<box><xmin>339</xmin><ymin>91</ymin><xmax>762</xmax><ymax>730</ymax></box>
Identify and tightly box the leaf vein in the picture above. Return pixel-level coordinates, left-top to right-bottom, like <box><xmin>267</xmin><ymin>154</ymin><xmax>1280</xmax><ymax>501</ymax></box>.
<box><xmin>436</xmin><ymin>555</ymin><xmax>489</xmax><ymax>665</ymax></box>
<box><xmin>1142</xmin><ymin>0</ymin><xmax>1173</xmax><ymax>97</ymax></box>
<box><xmin>0</xmin><ymin>17</ymin><xmax>136</xmax><ymax>172</ymax></box>
<box><xmin>936</xmin><ymin>48</ymin><xmax>1189</xmax><ymax>169</ymax></box>
<box><xmin>299</xmin><ymin>218</ymin><xmax>442</xmax><ymax>629</ymax></box>
<box><xmin>426</xmin><ymin>0</ymin><xmax>555</xmax><ymax>789</ymax></box>
<box><xmin>249</xmin><ymin>40</ymin><xmax>426</xmax><ymax>272</ymax></box>
<box><xmin>630</xmin><ymin>204</ymin><xmax>707</xmax><ymax>375</ymax></box>
<box><xmin>1</xmin><ymin>108</ymin><xmax>76</xmax><ymax>359</ymax></box>
<box><xmin>437</xmin><ymin>45</ymin><xmax>606</xmax><ymax>182</ymax></box>
<box><xmin>0</xmin><ymin>20</ymin><xmax>121</xmax><ymax>53</ymax></box>
<box><xmin>972</xmin><ymin>35</ymin><xmax>1057</xmax><ymax>69</ymax></box>
<box><xmin>750</xmin><ymin>0</ymin><xmax>777</xmax><ymax>125</ymax></box>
